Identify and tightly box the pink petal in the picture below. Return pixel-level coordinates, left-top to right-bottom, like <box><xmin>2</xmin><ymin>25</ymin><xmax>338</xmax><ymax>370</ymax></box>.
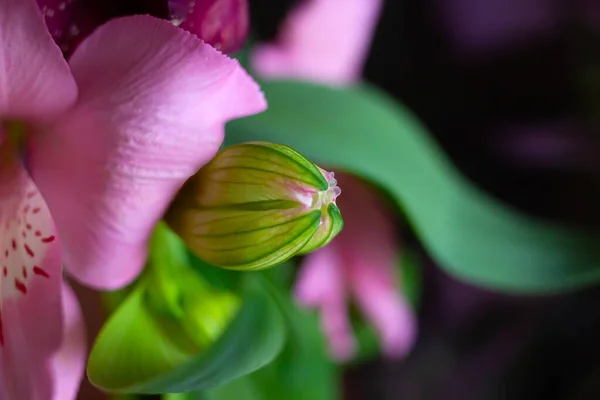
<box><xmin>295</xmin><ymin>246</ymin><xmax>339</xmax><ymax>307</ymax></box>
<box><xmin>0</xmin><ymin>162</ymin><xmax>64</xmax><ymax>399</ymax></box>
<box><xmin>336</xmin><ymin>174</ymin><xmax>416</xmax><ymax>358</ymax></box>
<box><xmin>169</xmin><ymin>0</ymin><xmax>249</xmax><ymax>54</ymax></box>
<box><xmin>0</xmin><ymin>0</ymin><xmax>77</xmax><ymax>121</ymax></box>
<box><xmin>348</xmin><ymin>262</ymin><xmax>416</xmax><ymax>358</ymax></box>
<box><xmin>37</xmin><ymin>0</ymin><xmax>169</xmax><ymax>56</ymax></box>
<box><xmin>50</xmin><ymin>283</ymin><xmax>86</xmax><ymax>400</ymax></box>
<box><xmin>28</xmin><ymin>16</ymin><xmax>266</xmax><ymax>290</ymax></box>
<box><xmin>251</xmin><ymin>0</ymin><xmax>383</xmax><ymax>85</ymax></box>
<box><xmin>295</xmin><ymin>245</ymin><xmax>356</xmax><ymax>361</ymax></box>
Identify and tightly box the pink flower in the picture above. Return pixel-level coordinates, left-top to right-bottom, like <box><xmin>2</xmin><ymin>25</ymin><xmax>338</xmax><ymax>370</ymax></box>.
<box><xmin>252</xmin><ymin>0</ymin><xmax>383</xmax><ymax>86</ymax></box>
<box><xmin>294</xmin><ymin>175</ymin><xmax>416</xmax><ymax>361</ymax></box>
<box><xmin>0</xmin><ymin>0</ymin><xmax>265</xmax><ymax>398</ymax></box>
<box><xmin>251</xmin><ymin>0</ymin><xmax>416</xmax><ymax>361</ymax></box>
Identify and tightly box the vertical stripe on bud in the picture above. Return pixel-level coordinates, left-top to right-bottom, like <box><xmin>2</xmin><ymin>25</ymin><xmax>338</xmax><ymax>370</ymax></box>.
<box><xmin>166</xmin><ymin>142</ymin><xmax>343</xmax><ymax>270</ymax></box>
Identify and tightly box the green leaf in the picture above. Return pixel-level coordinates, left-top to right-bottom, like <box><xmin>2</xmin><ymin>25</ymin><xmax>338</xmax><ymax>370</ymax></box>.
<box><xmin>184</xmin><ymin>272</ymin><xmax>339</xmax><ymax>400</ymax></box>
<box><xmin>250</xmin><ymin>277</ymin><xmax>339</xmax><ymax>400</ymax></box>
<box><xmin>225</xmin><ymin>79</ymin><xmax>600</xmax><ymax>293</ymax></box>
<box><xmin>88</xmin><ymin>284</ymin><xmax>194</xmax><ymax>391</ymax></box>
<box><xmin>88</xmin><ymin>275</ymin><xmax>285</xmax><ymax>394</ymax></box>
<box><xmin>163</xmin><ymin>375</ymin><xmax>262</xmax><ymax>400</ymax></box>
<box><xmin>399</xmin><ymin>249</ymin><xmax>423</xmax><ymax>309</ymax></box>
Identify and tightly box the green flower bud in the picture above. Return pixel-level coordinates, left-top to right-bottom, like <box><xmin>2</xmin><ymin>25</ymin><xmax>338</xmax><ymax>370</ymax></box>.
<box><xmin>166</xmin><ymin>142</ymin><xmax>343</xmax><ymax>271</ymax></box>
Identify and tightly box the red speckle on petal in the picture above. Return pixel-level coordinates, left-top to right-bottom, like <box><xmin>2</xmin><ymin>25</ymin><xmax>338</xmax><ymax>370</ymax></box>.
<box><xmin>26</xmin><ymin>224</ymin><xmax>32</xmax><ymax>230</ymax></box>
<box><xmin>41</xmin><ymin>236</ymin><xmax>55</xmax><ymax>244</ymax></box>
<box><xmin>14</xmin><ymin>279</ymin><xmax>27</xmax><ymax>294</ymax></box>
<box><xmin>26</xmin><ymin>191</ymin><xmax>36</xmax><ymax>199</ymax></box>
<box><xmin>33</xmin><ymin>266</ymin><xmax>49</xmax><ymax>278</ymax></box>
<box><xmin>22</xmin><ymin>266</ymin><xmax>27</xmax><ymax>279</ymax></box>
<box><xmin>23</xmin><ymin>244</ymin><xmax>35</xmax><ymax>258</ymax></box>
<box><xmin>34</xmin><ymin>231</ymin><xmax>41</xmax><ymax>237</ymax></box>
<box><xmin>32</xmin><ymin>207</ymin><xmax>41</xmax><ymax>214</ymax></box>
<box><xmin>11</xmin><ymin>239</ymin><xmax>16</xmax><ymax>250</ymax></box>
<box><xmin>4</xmin><ymin>250</ymin><xmax>7</xmax><ymax>257</ymax></box>
<box><xmin>2</xmin><ymin>267</ymin><xmax>6</xmax><ymax>277</ymax></box>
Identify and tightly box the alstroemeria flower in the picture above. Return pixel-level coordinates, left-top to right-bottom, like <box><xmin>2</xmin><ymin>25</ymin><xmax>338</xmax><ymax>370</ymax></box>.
<box><xmin>251</xmin><ymin>0</ymin><xmax>416</xmax><ymax>361</ymax></box>
<box><xmin>0</xmin><ymin>0</ymin><xmax>265</xmax><ymax>398</ymax></box>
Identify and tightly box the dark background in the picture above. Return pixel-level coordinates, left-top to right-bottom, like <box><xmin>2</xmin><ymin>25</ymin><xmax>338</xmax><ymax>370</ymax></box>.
<box><xmin>250</xmin><ymin>1</ymin><xmax>600</xmax><ymax>399</ymax></box>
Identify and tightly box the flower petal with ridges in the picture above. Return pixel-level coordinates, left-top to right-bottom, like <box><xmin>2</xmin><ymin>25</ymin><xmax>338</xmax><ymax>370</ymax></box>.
<box><xmin>28</xmin><ymin>15</ymin><xmax>267</xmax><ymax>290</ymax></box>
<box><xmin>0</xmin><ymin>0</ymin><xmax>77</xmax><ymax>120</ymax></box>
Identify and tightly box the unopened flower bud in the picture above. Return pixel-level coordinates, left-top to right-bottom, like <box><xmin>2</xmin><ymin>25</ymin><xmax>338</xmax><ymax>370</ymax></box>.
<box><xmin>166</xmin><ymin>142</ymin><xmax>343</xmax><ymax>270</ymax></box>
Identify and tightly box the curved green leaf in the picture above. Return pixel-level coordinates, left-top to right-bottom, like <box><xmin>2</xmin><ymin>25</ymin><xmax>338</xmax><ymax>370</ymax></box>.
<box><xmin>88</xmin><ymin>275</ymin><xmax>285</xmax><ymax>394</ymax></box>
<box><xmin>225</xmin><ymin>80</ymin><xmax>600</xmax><ymax>293</ymax></box>
<box><xmin>177</xmin><ymin>272</ymin><xmax>339</xmax><ymax>400</ymax></box>
<box><xmin>250</xmin><ymin>277</ymin><xmax>339</xmax><ymax>400</ymax></box>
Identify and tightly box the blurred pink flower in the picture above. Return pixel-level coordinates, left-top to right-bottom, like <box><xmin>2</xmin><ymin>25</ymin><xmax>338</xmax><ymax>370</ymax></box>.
<box><xmin>295</xmin><ymin>175</ymin><xmax>416</xmax><ymax>361</ymax></box>
<box><xmin>252</xmin><ymin>0</ymin><xmax>383</xmax><ymax>86</ymax></box>
<box><xmin>251</xmin><ymin>0</ymin><xmax>416</xmax><ymax>361</ymax></box>
<box><xmin>0</xmin><ymin>0</ymin><xmax>265</xmax><ymax>397</ymax></box>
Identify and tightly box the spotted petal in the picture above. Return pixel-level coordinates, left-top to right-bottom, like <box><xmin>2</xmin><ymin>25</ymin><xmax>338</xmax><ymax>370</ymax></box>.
<box><xmin>28</xmin><ymin>15</ymin><xmax>267</xmax><ymax>289</ymax></box>
<box><xmin>0</xmin><ymin>162</ymin><xmax>63</xmax><ymax>399</ymax></box>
